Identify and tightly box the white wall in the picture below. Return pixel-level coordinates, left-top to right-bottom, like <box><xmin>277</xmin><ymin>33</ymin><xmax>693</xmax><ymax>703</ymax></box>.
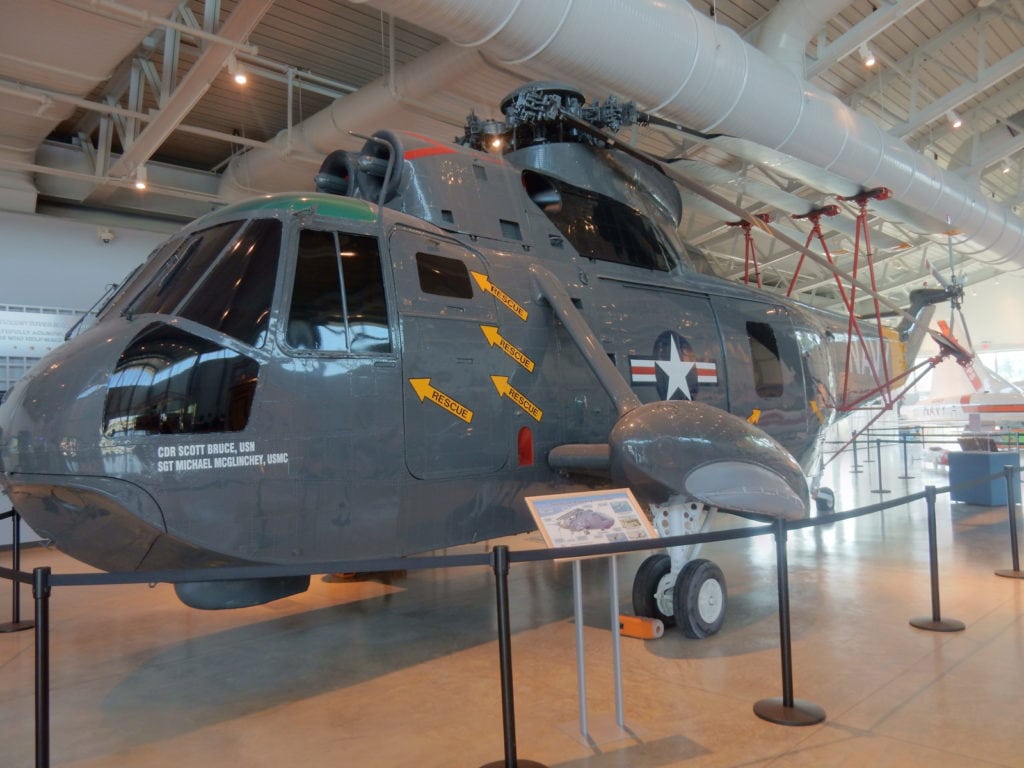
<box><xmin>915</xmin><ymin>272</ymin><xmax>1024</xmax><ymax>359</ymax></box>
<box><xmin>0</xmin><ymin>209</ymin><xmax>166</xmax><ymax>308</ymax></box>
<box><xmin>961</xmin><ymin>275</ymin><xmax>1024</xmax><ymax>352</ymax></box>
<box><xmin>0</xmin><ymin>210</ymin><xmax>166</xmax><ymax>545</ymax></box>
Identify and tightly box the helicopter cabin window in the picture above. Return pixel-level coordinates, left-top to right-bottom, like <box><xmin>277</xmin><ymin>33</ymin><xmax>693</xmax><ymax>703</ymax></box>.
<box><xmin>287</xmin><ymin>230</ymin><xmax>391</xmax><ymax>353</ymax></box>
<box><xmin>415</xmin><ymin>252</ymin><xmax>474</xmax><ymax>298</ymax></box>
<box><xmin>125</xmin><ymin>221</ymin><xmax>245</xmax><ymax>317</ymax></box>
<box><xmin>539</xmin><ymin>178</ymin><xmax>675</xmax><ymax>272</ymax></box>
<box><xmin>747</xmin><ymin>321</ymin><xmax>784</xmax><ymax>398</ymax></box>
<box><xmin>177</xmin><ymin>219</ymin><xmax>282</xmax><ymax>348</ymax></box>
<box><xmin>103</xmin><ymin>324</ymin><xmax>259</xmax><ymax>436</ymax></box>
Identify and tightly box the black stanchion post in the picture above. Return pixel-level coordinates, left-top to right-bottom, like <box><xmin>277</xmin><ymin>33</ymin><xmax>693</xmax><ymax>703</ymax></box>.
<box><xmin>872</xmin><ymin>439</ymin><xmax>890</xmax><ymax>495</ymax></box>
<box><xmin>898</xmin><ymin>432</ymin><xmax>913</xmax><ymax>480</ymax></box>
<box><xmin>850</xmin><ymin>434</ymin><xmax>863</xmax><ymax>474</ymax></box>
<box><xmin>995</xmin><ymin>464</ymin><xmax>1024</xmax><ymax>579</ymax></box>
<box><xmin>910</xmin><ymin>487</ymin><xmax>965</xmax><ymax>632</ymax></box>
<box><xmin>753</xmin><ymin>518</ymin><xmax>825</xmax><ymax>726</ymax></box>
<box><xmin>1</xmin><ymin>509</ymin><xmax>35</xmax><ymax>633</ymax></box>
<box><xmin>34</xmin><ymin>566</ymin><xmax>51</xmax><ymax>768</ymax></box>
<box><xmin>480</xmin><ymin>546</ymin><xmax>547</xmax><ymax>768</ymax></box>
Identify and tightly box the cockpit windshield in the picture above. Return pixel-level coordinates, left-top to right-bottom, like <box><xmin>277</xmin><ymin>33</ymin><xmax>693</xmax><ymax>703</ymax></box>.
<box><xmin>99</xmin><ymin>219</ymin><xmax>282</xmax><ymax>349</ymax></box>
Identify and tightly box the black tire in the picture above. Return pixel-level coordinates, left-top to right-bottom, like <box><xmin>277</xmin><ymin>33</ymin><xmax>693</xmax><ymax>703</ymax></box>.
<box><xmin>673</xmin><ymin>558</ymin><xmax>727</xmax><ymax>639</ymax></box>
<box><xmin>632</xmin><ymin>553</ymin><xmax>676</xmax><ymax>628</ymax></box>
<box><xmin>815</xmin><ymin>487</ymin><xmax>836</xmax><ymax>513</ymax></box>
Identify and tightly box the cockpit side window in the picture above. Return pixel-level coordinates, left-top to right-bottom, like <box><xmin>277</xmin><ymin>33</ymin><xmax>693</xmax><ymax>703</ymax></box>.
<box><xmin>539</xmin><ymin>178</ymin><xmax>676</xmax><ymax>272</ymax></box>
<box><xmin>126</xmin><ymin>221</ymin><xmax>244</xmax><ymax>317</ymax></box>
<box><xmin>747</xmin><ymin>321</ymin><xmax>784</xmax><ymax>398</ymax></box>
<box><xmin>287</xmin><ymin>229</ymin><xmax>391</xmax><ymax>354</ymax></box>
<box><xmin>178</xmin><ymin>219</ymin><xmax>282</xmax><ymax>347</ymax></box>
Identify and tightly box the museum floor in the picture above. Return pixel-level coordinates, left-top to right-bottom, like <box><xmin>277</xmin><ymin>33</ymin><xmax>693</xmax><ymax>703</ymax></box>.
<box><xmin>3</xmin><ymin>435</ymin><xmax>1024</xmax><ymax>767</ymax></box>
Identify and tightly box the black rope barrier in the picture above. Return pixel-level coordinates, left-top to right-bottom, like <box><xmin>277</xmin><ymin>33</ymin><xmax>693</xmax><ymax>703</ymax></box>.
<box><xmin>909</xmin><ymin>487</ymin><xmax>965</xmax><ymax>633</ymax></box>
<box><xmin>872</xmin><ymin>439</ymin><xmax>891</xmax><ymax>494</ymax></box>
<box><xmin>33</xmin><ymin>567</ymin><xmax>50</xmax><ymax>768</ymax></box>
<box><xmin>753</xmin><ymin>518</ymin><xmax>825</xmax><ymax>726</ymax></box>
<box><xmin>1</xmin><ymin>509</ymin><xmax>33</xmax><ymax>633</ymax></box>
<box><xmin>481</xmin><ymin>545</ymin><xmax>547</xmax><ymax>768</ymax></box>
<box><xmin>6</xmin><ymin>465</ymin><xmax>1022</xmax><ymax>764</ymax></box>
<box><xmin>995</xmin><ymin>464</ymin><xmax>1024</xmax><ymax>580</ymax></box>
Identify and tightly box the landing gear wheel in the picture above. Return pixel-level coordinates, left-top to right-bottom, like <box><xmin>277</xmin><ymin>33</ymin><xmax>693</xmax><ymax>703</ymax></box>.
<box><xmin>815</xmin><ymin>487</ymin><xmax>835</xmax><ymax>513</ymax></box>
<box><xmin>632</xmin><ymin>553</ymin><xmax>676</xmax><ymax>628</ymax></box>
<box><xmin>673</xmin><ymin>559</ymin><xmax>726</xmax><ymax>639</ymax></box>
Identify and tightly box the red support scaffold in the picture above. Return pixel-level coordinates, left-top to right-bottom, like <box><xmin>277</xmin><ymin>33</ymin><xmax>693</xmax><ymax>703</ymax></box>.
<box><xmin>727</xmin><ymin>213</ymin><xmax>773</xmax><ymax>289</ymax></box>
<box><xmin>785</xmin><ymin>188</ymin><xmax>897</xmax><ymax>413</ymax></box>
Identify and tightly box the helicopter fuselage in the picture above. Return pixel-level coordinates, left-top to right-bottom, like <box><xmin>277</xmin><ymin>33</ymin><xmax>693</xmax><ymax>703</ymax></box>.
<box><xmin>0</xmin><ymin>129</ymin><xmax>897</xmax><ymax>608</ymax></box>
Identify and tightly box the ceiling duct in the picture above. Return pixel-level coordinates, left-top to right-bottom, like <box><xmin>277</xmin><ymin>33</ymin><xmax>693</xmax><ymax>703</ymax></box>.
<box><xmin>339</xmin><ymin>0</ymin><xmax>1024</xmax><ymax>269</ymax></box>
<box><xmin>218</xmin><ymin>43</ymin><xmax>491</xmax><ymax>200</ymax></box>
<box><xmin>0</xmin><ymin>0</ymin><xmax>180</xmax><ymax>213</ymax></box>
<box><xmin>216</xmin><ymin>0</ymin><xmax>1024</xmax><ymax>270</ymax></box>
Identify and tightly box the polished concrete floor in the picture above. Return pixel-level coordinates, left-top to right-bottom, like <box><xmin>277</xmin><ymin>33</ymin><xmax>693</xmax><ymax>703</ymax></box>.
<box><xmin>2</xmin><ymin>434</ymin><xmax>1024</xmax><ymax>767</ymax></box>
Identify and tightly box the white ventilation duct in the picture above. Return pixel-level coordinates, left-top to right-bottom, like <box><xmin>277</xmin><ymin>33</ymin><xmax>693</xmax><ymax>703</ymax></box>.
<box><xmin>218</xmin><ymin>43</ymin><xmax>489</xmax><ymax>200</ymax></box>
<box><xmin>335</xmin><ymin>0</ymin><xmax>1023</xmax><ymax>269</ymax></box>
<box><xmin>755</xmin><ymin>0</ymin><xmax>850</xmax><ymax>80</ymax></box>
<box><xmin>216</xmin><ymin>0</ymin><xmax>1023</xmax><ymax>270</ymax></box>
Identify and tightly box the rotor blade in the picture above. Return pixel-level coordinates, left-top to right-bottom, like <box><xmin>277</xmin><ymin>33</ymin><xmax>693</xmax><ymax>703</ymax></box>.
<box><xmin>926</xmin><ymin>259</ymin><xmax>952</xmax><ymax>289</ymax></box>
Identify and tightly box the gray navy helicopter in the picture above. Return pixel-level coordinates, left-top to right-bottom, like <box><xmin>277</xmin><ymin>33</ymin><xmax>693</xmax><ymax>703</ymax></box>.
<box><xmin>0</xmin><ymin>82</ymin><xmax>950</xmax><ymax>637</ymax></box>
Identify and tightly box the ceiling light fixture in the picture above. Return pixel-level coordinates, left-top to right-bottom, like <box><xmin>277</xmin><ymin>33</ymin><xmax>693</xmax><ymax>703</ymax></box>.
<box><xmin>133</xmin><ymin>164</ymin><xmax>147</xmax><ymax>190</ymax></box>
<box><xmin>946</xmin><ymin>109</ymin><xmax>963</xmax><ymax>129</ymax></box>
<box><xmin>227</xmin><ymin>55</ymin><xmax>248</xmax><ymax>86</ymax></box>
<box><xmin>1003</xmin><ymin>160</ymin><xmax>1012</xmax><ymax>174</ymax></box>
<box><xmin>859</xmin><ymin>42</ymin><xmax>876</xmax><ymax>68</ymax></box>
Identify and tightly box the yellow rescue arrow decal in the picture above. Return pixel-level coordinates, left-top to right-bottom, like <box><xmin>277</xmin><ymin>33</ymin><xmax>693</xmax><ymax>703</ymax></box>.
<box><xmin>491</xmin><ymin>375</ymin><xmax>543</xmax><ymax>422</ymax></box>
<box><xmin>409</xmin><ymin>378</ymin><xmax>474</xmax><ymax>423</ymax></box>
<box><xmin>747</xmin><ymin>408</ymin><xmax>761</xmax><ymax>425</ymax></box>
<box><xmin>809</xmin><ymin>399</ymin><xmax>824</xmax><ymax>424</ymax></box>
<box><xmin>471</xmin><ymin>271</ymin><xmax>528</xmax><ymax>321</ymax></box>
<box><xmin>480</xmin><ymin>325</ymin><xmax>535</xmax><ymax>372</ymax></box>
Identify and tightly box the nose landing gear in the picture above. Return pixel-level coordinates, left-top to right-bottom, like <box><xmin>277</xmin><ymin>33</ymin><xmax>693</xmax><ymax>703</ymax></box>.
<box><xmin>630</xmin><ymin>500</ymin><xmax>728</xmax><ymax>638</ymax></box>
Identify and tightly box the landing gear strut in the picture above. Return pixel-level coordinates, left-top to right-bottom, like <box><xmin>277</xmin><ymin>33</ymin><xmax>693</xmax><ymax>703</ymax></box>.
<box><xmin>631</xmin><ymin>501</ymin><xmax>728</xmax><ymax>638</ymax></box>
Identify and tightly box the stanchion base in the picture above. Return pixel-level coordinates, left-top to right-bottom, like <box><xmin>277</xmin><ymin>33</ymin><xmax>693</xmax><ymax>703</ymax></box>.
<box><xmin>871</xmin><ymin>489</ymin><xmax>891</xmax><ymax>494</ymax></box>
<box><xmin>0</xmin><ymin>620</ymin><xmax>34</xmax><ymax>633</ymax></box>
<box><xmin>850</xmin><ymin>468</ymin><xmax>863</xmax><ymax>474</ymax></box>
<box><xmin>898</xmin><ymin>475</ymin><xmax>914</xmax><ymax>480</ymax></box>
<box><xmin>753</xmin><ymin>697</ymin><xmax>826</xmax><ymax>726</ymax></box>
<box><xmin>480</xmin><ymin>760</ymin><xmax>548</xmax><ymax>768</ymax></box>
<box><xmin>994</xmin><ymin>569</ymin><xmax>1024</xmax><ymax>580</ymax></box>
<box><xmin>909</xmin><ymin>617</ymin><xmax>965</xmax><ymax>632</ymax></box>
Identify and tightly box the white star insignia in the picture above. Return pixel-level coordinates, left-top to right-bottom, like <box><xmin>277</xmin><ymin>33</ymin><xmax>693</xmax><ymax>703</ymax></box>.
<box><xmin>655</xmin><ymin>336</ymin><xmax>696</xmax><ymax>400</ymax></box>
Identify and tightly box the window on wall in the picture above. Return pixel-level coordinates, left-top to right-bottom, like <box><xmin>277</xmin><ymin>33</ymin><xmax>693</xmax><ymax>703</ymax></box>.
<box><xmin>286</xmin><ymin>230</ymin><xmax>391</xmax><ymax>353</ymax></box>
<box><xmin>747</xmin><ymin>321</ymin><xmax>784</xmax><ymax>398</ymax></box>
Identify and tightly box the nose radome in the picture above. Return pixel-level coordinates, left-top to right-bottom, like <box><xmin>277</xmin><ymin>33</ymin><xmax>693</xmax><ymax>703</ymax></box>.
<box><xmin>608</xmin><ymin>399</ymin><xmax>809</xmax><ymax>520</ymax></box>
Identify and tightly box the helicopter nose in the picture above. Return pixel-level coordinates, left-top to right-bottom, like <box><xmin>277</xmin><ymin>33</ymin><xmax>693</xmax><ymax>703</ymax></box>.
<box><xmin>609</xmin><ymin>400</ymin><xmax>809</xmax><ymax>520</ymax></box>
<box><xmin>0</xmin><ymin>324</ymin><xmax>169</xmax><ymax>570</ymax></box>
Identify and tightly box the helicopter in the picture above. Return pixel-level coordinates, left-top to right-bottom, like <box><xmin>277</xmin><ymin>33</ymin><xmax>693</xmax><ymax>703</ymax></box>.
<box><xmin>0</xmin><ymin>82</ymin><xmax>949</xmax><ymax>637</ymax></box>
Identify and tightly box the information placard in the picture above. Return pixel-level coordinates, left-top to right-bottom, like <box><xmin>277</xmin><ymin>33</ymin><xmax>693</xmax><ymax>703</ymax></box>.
<box><xmin>0</xmin><ymin>311</ymin><xmax>76</xmax><ymax>356</ymax></box>
<box><xmin>525</xmin><ymin>488</ymin><xmax>657</xmax><ymax>549</ymax></box>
